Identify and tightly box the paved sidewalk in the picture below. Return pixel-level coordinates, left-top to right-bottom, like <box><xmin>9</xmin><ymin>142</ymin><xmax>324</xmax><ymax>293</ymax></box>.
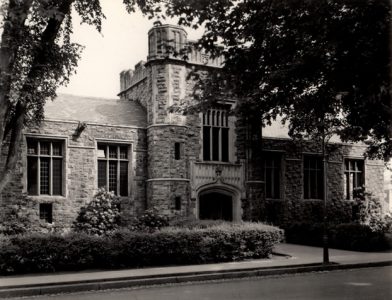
<box><xmin>1</xmin><ymin>243</ymin><xmax>391</xmax><ymax>298</ymax></box>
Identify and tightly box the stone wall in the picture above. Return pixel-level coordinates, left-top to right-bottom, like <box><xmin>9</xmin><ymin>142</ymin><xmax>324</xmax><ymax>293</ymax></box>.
<box><xmin>119</xmin><ymin>63</ymin><xmax>151</xmax><ymax>114</ymax></box>
<box><xmin>0</xmin><ymin>120</ymin><xmax>147</xmax><ymax>231</ymax></box>
<box><xmin>256</xmin><ymin>138</ymin><xmax>386</xmax><ymax>226</ymax></box>
<box><xmin>146</xmin><ymin>180</ymin><xmax>190</xmax><ymax>216</ymax></box>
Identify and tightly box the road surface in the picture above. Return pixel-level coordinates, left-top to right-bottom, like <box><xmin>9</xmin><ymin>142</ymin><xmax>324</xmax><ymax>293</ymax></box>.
<box><xmin>16</xmin><ymin>266</ymin><xmax>392</xmax><ymax>300</ymax></box>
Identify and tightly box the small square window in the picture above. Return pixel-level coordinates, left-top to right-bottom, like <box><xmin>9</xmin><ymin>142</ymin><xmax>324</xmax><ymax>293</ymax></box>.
<box><xmin>39</xmin><ymin>203</ymin><xmax>53</xmax><ymax>223</ymax></box>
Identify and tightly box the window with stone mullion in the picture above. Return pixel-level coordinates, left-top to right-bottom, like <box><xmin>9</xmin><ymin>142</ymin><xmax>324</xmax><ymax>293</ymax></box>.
<box><xmin>264</xmin><ymin>153</ymin><xmax>281</xmax><ymax>199</ymax></box>
<box><xmin>344</xmin><ymin>159</ymin><xmax>364</xmax><ymax>200</ymax></box>
<box><xmin>202</xmin><ymin>108</ymin><xmax>229</xmax><ymax>162</ymax></box>
<box><xmin>97</xmin><ymin>144</ymin><xmax>128</xmax><ymax>196</ymax></box>
<box><xmin>27</xmin><ymin>139</ymin><xmax>63</xmax><ymax>196</ymax></box>
<box><xmin>303</xmin><ymin>156</ymin><xmax>323</xmax><ymax>199</ymax></box>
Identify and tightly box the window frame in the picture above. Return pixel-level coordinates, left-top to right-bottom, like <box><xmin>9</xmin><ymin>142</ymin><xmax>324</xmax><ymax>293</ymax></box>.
<box><xmin>303</xmin><ymin>154</ymin><xmax>324</xmax><ymax>200</ymax></box>
<box><xmin>26</xmin><ymin>138</ymin><xmax>65</xmax><ymax>196</ymax></box>
<box><xmin>344</xmin><ymin>158</ymin><xmax>365</xmax><ymax>200</ymax></box>
<box><xmin>263</xmin><ymin>152</ymin><xmax>283</xmax><ymax>200</ymax></box>
<box><xmin>39</xmin><ymin>203</ymin><xmax>53</xmax><ymax>223</ymax></box>
<box><xmin>174</xmin><ymin>142</ymin><xmax>182</xmax><ymax>160</ymax></box>
<box><xmin>97</xmin><ymin>143</ymin><xmax>131</xmax><ymax>196</ymax></box>
<box><xmin>174</xmin><ymin>196</ymin><xmax>182</xmax><ymax>210</ymax></box>
<box><xmin>202</xmin><ymin>108</ymin><xmax>230</xmax><ymax>162</ymax></box>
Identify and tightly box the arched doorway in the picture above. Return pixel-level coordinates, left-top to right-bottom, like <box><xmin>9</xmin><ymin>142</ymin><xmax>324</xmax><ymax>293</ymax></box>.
<box><xmin>199</xmin><ymin>192</ymin><xmax>233</xmax><ymax>221</ymax></box>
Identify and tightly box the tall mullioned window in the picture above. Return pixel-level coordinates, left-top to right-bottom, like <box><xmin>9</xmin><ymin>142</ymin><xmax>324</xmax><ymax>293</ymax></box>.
<box><xmin>264</xmin><ymin>153</ymin><xmax>282</xmax><ymax>199</ymax></box>
<box><xmin>27</xmin><ymin>139</ymin><xmax>64</xmax><ymax>196</ymax></box>
<box><xmin>97</xmin><ymin>144</ymin><xmax>129</xmax><ymax>196</ymax></box>
<box><xmin>303</xmin><ymin>155</ymin><xmax>323</xmax><ymax>199</ymax></box>
<box><xmin>344</xmin><ymin>159</ymin><xmax>364</xmax><ymax>200</ymax></box>
<box><xmin>203</xmin><ymin>109</ymin><xmax>229</xmax><ymax>162</ymax></box>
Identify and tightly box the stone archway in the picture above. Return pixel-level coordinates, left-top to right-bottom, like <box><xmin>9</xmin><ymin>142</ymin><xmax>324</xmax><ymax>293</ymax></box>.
<box><xmin>196</xmin><ymin>185</ymin><xmax>241</xmax><ymax>221</ymax></box>
<box><xmin>199</xmin><ymin>192</ymin><xmax>233</xmax><ymax>221</ymax></box>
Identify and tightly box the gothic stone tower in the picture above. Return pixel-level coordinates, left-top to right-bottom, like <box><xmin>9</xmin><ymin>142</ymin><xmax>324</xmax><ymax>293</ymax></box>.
<box><xmin>145</xmin><ymin>24</ymin><xmax>190</xmax><ymax>215</ymax></box>
<box><xmin>119</xmin><ymin>23</ymin><xmax>243</xmax><ymax>221</ymax></box>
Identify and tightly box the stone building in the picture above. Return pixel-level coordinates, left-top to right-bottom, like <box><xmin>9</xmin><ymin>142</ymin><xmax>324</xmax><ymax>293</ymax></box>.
<box><xmin>0</xmin><ymin>23</ymin><xmax>386</xmax><ymax>231</ymax></box>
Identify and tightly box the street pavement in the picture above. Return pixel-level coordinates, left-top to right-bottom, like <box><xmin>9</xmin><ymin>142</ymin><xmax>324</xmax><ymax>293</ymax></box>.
<box><xmin>1</xmin><ymin>243</ymin><xmax>391</xmax><ymax>298</ymax></box>
<box><xmin>14</xmin><ymin>266</ymin><xmax>392</xmax><ymax>300</ymax></box>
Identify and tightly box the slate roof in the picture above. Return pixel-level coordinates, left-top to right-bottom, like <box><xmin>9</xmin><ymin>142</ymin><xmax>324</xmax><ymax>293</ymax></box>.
<box><xmin>263</xmin><ymin>117</ymin><xmax>290</xmax><ymax>139</ymax></box>
<box><xmin>44</xmin><ymin>94</ymin><xmax>147</xmax><ymax>127</ymax></box>
<box><xmin>263</xmin><ymin>116</ymin><xmax>341</xmax><ymax>142</ymax></box>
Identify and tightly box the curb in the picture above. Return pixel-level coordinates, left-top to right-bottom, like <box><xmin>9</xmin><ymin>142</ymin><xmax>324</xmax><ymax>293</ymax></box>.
<box><xmin>1</xmin><ymin>261</ymin><xmax>392</xmax><ymax>298</ymax></box>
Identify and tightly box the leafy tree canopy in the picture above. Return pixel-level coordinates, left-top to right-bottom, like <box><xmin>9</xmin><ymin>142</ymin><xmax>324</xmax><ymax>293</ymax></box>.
<box><xmin>159</xmin><ymin>0</ymin><xmax>391</xmax><ymax>160</ymax></box>
<box><xmin>0</xmin><ymin>0</ymin><xmax>170</xmax><ymax>191</ymax></box>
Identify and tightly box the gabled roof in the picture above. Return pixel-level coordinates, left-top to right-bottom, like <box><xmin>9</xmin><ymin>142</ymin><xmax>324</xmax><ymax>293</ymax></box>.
<box><xmin>44</xmin><ymin>94</ymin><xmax>147</xmax><ymax>127</ymax></box>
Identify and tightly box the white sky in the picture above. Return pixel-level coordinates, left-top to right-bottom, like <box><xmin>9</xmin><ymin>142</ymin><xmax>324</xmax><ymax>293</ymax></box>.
<box><xmin>58</xmin><ymin>1</ymin><xmax>203</xmax><ymax>99</ymax></box>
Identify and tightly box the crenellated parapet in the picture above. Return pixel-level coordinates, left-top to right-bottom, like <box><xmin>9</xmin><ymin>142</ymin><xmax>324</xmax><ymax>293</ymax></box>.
<box><xmin>119</xmin><ymin>61</ymin><xmax>148</xmax><ymax>96</ymax></box>
<box><xmin>147</xmin><ymin>22</ymin><xmax>223</xmax><ymax>67</ymax></box>
<box><xmin>119</xmin><ymin>23</ymin><xmax>224</xmax><ymax>98</ymax></box>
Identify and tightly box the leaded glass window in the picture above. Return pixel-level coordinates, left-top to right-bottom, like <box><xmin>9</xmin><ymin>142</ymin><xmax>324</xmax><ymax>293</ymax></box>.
<box><xmin>97</xmin><ymin>144</ymin><xmax>129</xmax><ymax>196</ymax></box>
<box><xmin>27</xmin><ymin>139</ymin><xmax>64</xmax><ymax>196</ymax></box>
<box><xmin>202</xmin><ymin>108</ymin><xmax>229</xmax><ymax>162</ymax></box>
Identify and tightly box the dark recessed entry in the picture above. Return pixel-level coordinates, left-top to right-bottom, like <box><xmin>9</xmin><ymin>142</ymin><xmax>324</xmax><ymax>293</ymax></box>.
<box><xmin>199</xmin><ymin>192</ymin><xmax>232</xmax><ymax>221</ymax></box>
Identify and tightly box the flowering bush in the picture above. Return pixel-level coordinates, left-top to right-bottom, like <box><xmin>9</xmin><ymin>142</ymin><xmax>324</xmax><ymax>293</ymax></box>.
<box><xmin>73</xmin><ymin>188</ymin><xmax>121</xmax><ymax>235</ymax></box>
<box><xmin>354</xmin><ymin>186</ymin><xmax>388</xmax><ymax>232</ymax></box>
<box><xmin>130</xmin><ymin>208</ymin><xmax>169</xmax><ymax>232</ymax></box>
<box><xmin>0</xmin><ymin>195</ymin><xmax>33</xmax><ymax>235</ymax></box>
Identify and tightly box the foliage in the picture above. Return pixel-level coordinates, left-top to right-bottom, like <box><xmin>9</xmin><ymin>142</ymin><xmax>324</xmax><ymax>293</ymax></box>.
<box><xmin>1</xmin><ymin>0</ymin><xmax>85</xmax><ymax>191</ymax></box>
<box><xmin>158</xmin><ymin>0</ymin><xmax>391</xmax><ymax>160</ymax></box>
<box><xmin>0</xmin><ymin>223</ymin><xmax>283</xmax><ymax>275</ymax></box>
<box><xmin>331</xmin><ymin>223</ymin><xmax>390</xmax><ymax>252</ymax></box>
<box><xmin>0</xmin><ymin>0</ymin><xmax>167</xmax><ymax>192</ymax></box>
<box><xmin>169</xmin><ymin>217</ymin><xmax>227</xmax><ymax>229</ymax></box>
<box><xmin>284</xmin><ymin>222</ymin><xmax>391</xmax><ymax>252</ymax></box>
<box><xmin>73</xmin><ymin>188</ymin><xmax>121</xmax><ymax>236</ymax></box>
<box><xmin>0</xmin><ymin>194</ymin><xmax>33</xmax><ymax>235</ymax></box>
<box><xmin>354</xmin><ymin>187</ymin><xmax>389</xmax><ymax>232</ymax></box>
<box><xmin>129</xmin><ymin>207</ymin><xmax>169</xmax><ymax>232</ymax></box>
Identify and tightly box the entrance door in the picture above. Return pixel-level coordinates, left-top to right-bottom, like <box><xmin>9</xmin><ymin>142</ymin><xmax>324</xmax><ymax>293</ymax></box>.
<box><xmin>199</xmin><ymin>192</ymin><xmax>233</xmax><ymax>221</ymax></box>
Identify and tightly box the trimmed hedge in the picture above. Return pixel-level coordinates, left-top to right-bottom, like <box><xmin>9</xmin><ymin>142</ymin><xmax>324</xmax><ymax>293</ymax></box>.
<box><xmin>0</xmin><ymin>223</ymin><xmax>283</xmax><ymax>275</ymax></box>
<box><xmin>284</xmin><ymin>222</ymin><xmax>391</xmax><ymax>251</ymax></box>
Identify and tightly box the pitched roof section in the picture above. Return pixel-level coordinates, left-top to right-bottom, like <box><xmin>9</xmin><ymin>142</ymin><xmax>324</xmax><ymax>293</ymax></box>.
<box><xmin>44</xmin><ymin>94</ymin><xmax>147</xmax><ymax>127</ymax></box>
<box><xmin>263</xmin><ymin>117</ymin><xmax>290</xmax><ymax>139</ymax></box>
<box><xmin>263</xmin><ymin>116</ymin><xmax>341</xmax><ymax>142</ymax></box>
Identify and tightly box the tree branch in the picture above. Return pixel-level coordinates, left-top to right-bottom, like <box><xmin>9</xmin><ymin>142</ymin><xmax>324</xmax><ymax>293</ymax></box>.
<box><xmin>0</xmin><ymin>0</ymin><xmax>33</xmax><ymax>145</ymax></box>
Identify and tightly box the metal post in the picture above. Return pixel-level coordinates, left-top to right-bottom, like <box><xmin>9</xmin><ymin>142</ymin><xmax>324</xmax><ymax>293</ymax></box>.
<box><xmin>322</xmin><ymin>133</ymin><xmax>329</xmax><ymax>264</ymax></box>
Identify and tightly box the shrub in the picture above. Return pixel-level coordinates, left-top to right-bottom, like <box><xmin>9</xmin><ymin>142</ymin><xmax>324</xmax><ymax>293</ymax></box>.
<box><xmin>283</xmin><ymin>222</ymin><xmax>324</xmax><ymax>247</ymax></box>
<box><xmin>169</xmin><ymin>217</ymin><xmax>227</xmax><ymax>229</ymax></box>
<box><xmin>284</xmin><ymin>221</ymin><xmax>391</xmax><ymax>251</ymax></box>
<box><xmin>129</xmin><ymin>208</ymin><xmax>169</xmax><ymax>232</ymax></box>
<box><xmin>330</xmin><ymin>223</ymin><xmax>389</xmax><ymax>251</ymax></box>
<box><xmin>73</xmin><ymin>188</ymin><xmax>121</xmax><ymax>235</ymax></box>
<box><xmin>354</xmin><ymin>187</ymin><xmax>385</xmax><ymax>232</ymax></box>
<box><xmin>0</xmin><ymin>195</ymin><xmax>33</xmax><ymax>235</ymax></box>
<box><xmin>0</xmin><ymin>223</ymin><xmax>283</xmax><ymax>275</ymax></box>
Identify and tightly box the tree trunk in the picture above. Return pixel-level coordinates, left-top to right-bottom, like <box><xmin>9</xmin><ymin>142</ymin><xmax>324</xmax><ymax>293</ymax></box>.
<box><xmin>0</xmin><ymin>0</ymin><xmax>74</xmax><ymax>194</ymax></box>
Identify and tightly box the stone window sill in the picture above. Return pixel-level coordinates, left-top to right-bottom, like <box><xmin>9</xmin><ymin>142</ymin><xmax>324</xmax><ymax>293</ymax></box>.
<box><xmin>302</xmin><ymin>198</ymin><xmax>323</xmax><ymax>202</ymax></box>
<box><xmin>266</xmin><ymin>198</ymin><xmax>284</xmax><ymax>201</ymax></box>
<box><xmin>27</xmin><ymin>195</ymin><xmax>67</xmax><ymax>201</ymax></box>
